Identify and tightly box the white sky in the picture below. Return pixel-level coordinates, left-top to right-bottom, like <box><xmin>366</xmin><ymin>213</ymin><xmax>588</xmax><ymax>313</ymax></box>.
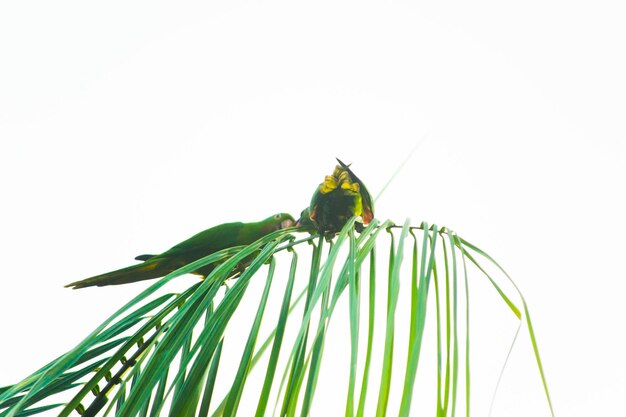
<box><xmin>1</xmin><ymin>1</ymin><xmax>625</xmax><ymax>416</ymax></box>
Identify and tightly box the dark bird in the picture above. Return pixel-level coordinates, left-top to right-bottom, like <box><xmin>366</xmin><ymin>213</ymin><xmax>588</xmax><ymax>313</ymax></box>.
<box><xmin>296</xmin><ymin>159</ymin><xmax>374</xmax><ymax>235</ymax></box>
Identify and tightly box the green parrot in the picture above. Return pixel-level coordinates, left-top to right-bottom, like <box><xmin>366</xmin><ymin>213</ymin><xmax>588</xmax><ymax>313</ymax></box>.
<box><xmin>296</xmin><ymin>159</ymin><xmax>374</xmax><ymax>235</ymax></box>
<box><xmin>65</xmin><ymin>213</ymin><xmax>295</xmax><ymax>289</ymax></box>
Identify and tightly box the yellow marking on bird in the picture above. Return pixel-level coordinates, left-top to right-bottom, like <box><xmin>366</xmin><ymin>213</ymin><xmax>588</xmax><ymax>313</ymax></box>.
<box><xmin>341</xmin><ymin>181</ymin><xmax>360</xmax><ymax>193</ymax></box>
<box><xmin>320</xmin><ymin>175</ymin><xmax>338</xmax><ymax>194</ymax></box>
<box><xmin>142</xmin><ymin>262</ymin><xmax>158</xmax><ymax>271</ymax></box>
<box><xmin>355</xmin><ymin>198</ymin><xmax>363</xmax><ymax>216</ymax></box>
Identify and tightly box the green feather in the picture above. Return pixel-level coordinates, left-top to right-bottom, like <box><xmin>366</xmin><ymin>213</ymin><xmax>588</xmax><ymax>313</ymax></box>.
<box><xmin>65</xmin><ymin>213</ymin><xmax>295</xmax><ymax>289</ymax></box>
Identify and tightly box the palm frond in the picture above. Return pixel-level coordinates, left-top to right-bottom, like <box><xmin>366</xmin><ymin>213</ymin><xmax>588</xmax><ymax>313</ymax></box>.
<box><xmin>0</xmin><ymin>220</ymin><xmax>553</xmax><ymax>417</ymax></box>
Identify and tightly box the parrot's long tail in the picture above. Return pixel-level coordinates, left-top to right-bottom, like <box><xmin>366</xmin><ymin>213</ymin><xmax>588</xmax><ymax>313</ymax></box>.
<box><xmin>65</xmin><ymin>259</ymin><xmax>172</xmax><ymax>289</ymax></box>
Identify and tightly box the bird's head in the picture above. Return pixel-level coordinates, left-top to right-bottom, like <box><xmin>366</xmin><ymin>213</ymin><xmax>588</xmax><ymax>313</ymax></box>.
<box><xmin>267</xmin><ymin>213</ymin><xmax>296</xmax><ymax>231</ymax></box>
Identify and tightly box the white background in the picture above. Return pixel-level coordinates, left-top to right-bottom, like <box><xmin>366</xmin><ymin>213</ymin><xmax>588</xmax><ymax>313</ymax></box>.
<box><xmin>1</xmin><ymin>1</ymin><xmax>625</xmax><ymax>416</ymax></box>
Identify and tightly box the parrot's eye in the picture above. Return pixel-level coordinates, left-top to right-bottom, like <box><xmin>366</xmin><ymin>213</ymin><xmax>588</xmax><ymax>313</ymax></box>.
<box><xmin>274</xmin><ymin>214</ymin><xmax>281</xmax><ymax>219</ymax></box>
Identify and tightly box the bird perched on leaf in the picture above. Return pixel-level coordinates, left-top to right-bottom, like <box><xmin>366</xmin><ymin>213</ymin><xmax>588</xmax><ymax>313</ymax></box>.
<box><xmin>66</xmin><ymin>213</ymin><xmax>295</xmax><ymax>289</ymax></box>
<box><xmin>296</xmin><ymin>158</ymin><xmax>374</xmax><ymax>235</ymax></box>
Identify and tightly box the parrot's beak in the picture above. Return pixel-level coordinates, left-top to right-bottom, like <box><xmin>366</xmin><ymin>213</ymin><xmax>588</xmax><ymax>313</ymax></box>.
<box><xmin>281</xmin><ymin>219</ymin><xmax>295</xmax><ymax>229</ymax></box>
<box><xmin>295</xmin><ymin>208</ymin><xmax>310</xmax><ymax>228</ymax></box>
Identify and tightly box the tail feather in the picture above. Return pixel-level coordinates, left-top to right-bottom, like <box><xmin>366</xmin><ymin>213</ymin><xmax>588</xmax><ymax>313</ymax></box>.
<box><xmin>65</xmin><ymin>259</ymin><xmax>170</xmax><ymax>289</ymax></box>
